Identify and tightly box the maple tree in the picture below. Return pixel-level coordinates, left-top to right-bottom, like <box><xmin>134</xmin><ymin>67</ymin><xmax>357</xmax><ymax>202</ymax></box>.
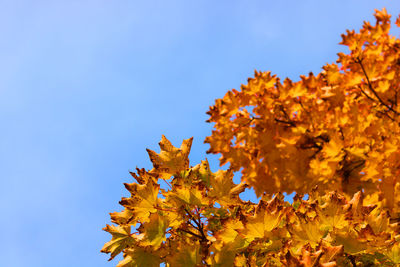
<box><xmin>102</xmin><ymin>9</ymin><xmax>400</xmax><ymax>266</ymax></box>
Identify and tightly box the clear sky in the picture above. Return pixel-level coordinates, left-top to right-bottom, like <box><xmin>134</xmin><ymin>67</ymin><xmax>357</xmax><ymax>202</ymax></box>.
<box><xmin>1</xmin><ymin>1</ymin><xmax>399</xmax><ymax>266</ymax></box>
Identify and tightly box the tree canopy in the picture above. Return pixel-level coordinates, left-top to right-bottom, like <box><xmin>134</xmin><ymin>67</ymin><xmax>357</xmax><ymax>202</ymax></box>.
<box><xmin>102</xmin><ymin>9</ymin><xmax>400</xmax><ymax>266</ymax></box>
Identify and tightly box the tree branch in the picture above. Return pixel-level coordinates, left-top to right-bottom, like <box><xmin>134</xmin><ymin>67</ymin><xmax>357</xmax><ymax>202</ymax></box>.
<box><xmin>275</xmin><ymin>118</ymin><xmax>296</xmax><ymax>126</ymax></box>
<box><xmin>184</xmin><ymin>208</ymin><xmax>207</xmax><ymax>241</ymax></box>
<box><xmin>356</xmin><ymin>58</ymin><xmax>400</xmax><ymax>116</ymax></box>
<box><xmin>178</xmin><ymin>228</ymin><xmax>203</xmax><ymax>239</ymax></box>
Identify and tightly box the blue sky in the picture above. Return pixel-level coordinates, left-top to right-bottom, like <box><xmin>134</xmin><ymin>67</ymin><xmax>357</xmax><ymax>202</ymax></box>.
<box><xmin>1</xmin><ymin>1</ymin><xmax>399</xmax><ymax>266</ymax></box>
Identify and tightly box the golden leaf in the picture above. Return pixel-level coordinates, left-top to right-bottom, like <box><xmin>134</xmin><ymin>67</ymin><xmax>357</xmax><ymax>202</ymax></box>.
<box><xmin>147</xmin><ymin>135</ymin><xmax>193</xmax><ymax>179</ymax></box>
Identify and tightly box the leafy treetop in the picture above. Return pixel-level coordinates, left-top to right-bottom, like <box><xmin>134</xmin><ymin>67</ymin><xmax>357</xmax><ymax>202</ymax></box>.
<box><xmin>102</xmin><ymin>9</ymin><xmax>400</xmax><ymax>267</ymax></box>
<box><xmin>206</xmin><ymin>8</ymin><xmax>400</xmax><ymax>208</ymax></box>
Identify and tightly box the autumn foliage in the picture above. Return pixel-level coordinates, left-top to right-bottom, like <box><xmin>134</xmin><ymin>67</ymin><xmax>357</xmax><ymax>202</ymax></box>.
<box><xmin>102</xmin><ymin>9</ymin><xmax>400</xmax><ymax>266</ymax></box>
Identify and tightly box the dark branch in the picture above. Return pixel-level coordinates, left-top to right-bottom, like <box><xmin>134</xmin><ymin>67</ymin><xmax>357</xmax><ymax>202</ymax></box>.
<box><xmin>184</xmin><ymin>208</ymin><xmax>207</xmax><ymax>241</ymax></box>
<box><xmin>178</xmin><ymin>228</ymin><xmax>203</xmax><ymax>239</ymax></box>
<box><xmin>358</xmin><ymin>85</ymin><xmax>377</xmax><ymax>103</ymax></box>
<box><xmin>356</xmin><ymin>58</ymin><xmax>400</xmax><ymax>116</ymax></box>
<box><xmin>275</xmin><ymin>118</ymin><xmax>296</xmax><ymax>126</ymax></box>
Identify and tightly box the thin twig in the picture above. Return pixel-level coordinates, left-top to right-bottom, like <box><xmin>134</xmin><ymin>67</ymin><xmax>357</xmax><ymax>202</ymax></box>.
<box><xmin>358</xmin><ymin>85</ymin><xmax>377</xmax><ymax>103</ymax></box>
<box><xmin>184</xmin><ymin>208</ymin><xmax>207</xmax><ymax>240</ymax></box>
<box><xmin>275</xmin><ymin>118</ymin><xmax>296</xmax><ymax>126</ymax></box>
<box><xmin>161</xmin><ymin>178</ymin><xmax>172</xmax><ymax>189</ymax></box>
<box><xmin>339</xmin><ymin>127</ymin><xmax>345</xmax><ymax>141</ymax></box>
<box><xmin>178</xmin><ymin>228</ymin><xmax>203</xmax><ymax>239</ymax></box>
<box><xmin>376</xmin><ymin>110</ymin><xmax>395</xmax><ymax>121</ymax></box>
<box><xmin>356</xmin><ymin>58</ymin><xmax>400</xmax><ymax>116</ymax></box>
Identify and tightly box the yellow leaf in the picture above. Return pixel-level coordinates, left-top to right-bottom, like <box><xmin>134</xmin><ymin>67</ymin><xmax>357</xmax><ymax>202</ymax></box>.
<box><xmin>215</xmin><ymin>218</ymin><xmax>244</xmax><ymax>243</ymax></box>
<box><xmin>318</xmin><ymin>192</ymin><xmax>348</xmax><ymax>230</ymax></box>
<box><xmin>167</xmin><ymin>185</ymin><xmax>209</xmax><ymax>207</ymax></box>
<box><xmin>120</xmin><ymin>178</ymin><xmax>159</xmax><ymax>223</ymax></box>
<box><xmin>333</xmin><ymin>231</ymin><xmax>367</xmax><ymax>254</ymax></box>
<box><xmin>101</xmin><ymin>225</ymin><xmax>135</xmax><ymax>260</ymax></box>
<box><xmin>322</xmin><ymin>135</ymin><xmax>344</xmax><ymax>161</ymax></box>
<box><xmin>376</xmin><ymin>80</ymin><xmax>390</xmax><ymax>93</ymax></box>
<box><xmin>116</xmin><ymin>247</ymin><xmax>161</xmax><ymax>267</ymax></box>
<box><xmin>234</xmin><ymin>254</ymin><xmax>247</xmax><ymax>267</ymax></box>
<box><xmin>243</xmin><ymin>196</ymin><xmax>285</xmax><ymax>241</ymax></box>
<box><xmin>110</xmin><ymin>208</ymin><xmax>134</xmax><ymax>225</ymax></box>
<box><xmin>167</xmin><ymin>242</ymin><xmax>202</xmax><ymax>267</ymax></box>
<box><xmin>147</xmin><ymin>135</ymin><xmax>193</xmax><ymax>179</ymax></box>
<box><xmin>289</xmin><ymin>82</ymin><xmax>308</xmax><ymax>98</ymax></box>
<box><xmin>323</xmin><ymin>64</ymin><xmax>341</xmax><ymax>85</ymax></box>
<box><xmin>289</xmin><ymin>217</ymin><xmax>325</xmax><ymax>247</ymax></box>
<box><xmin>208</xmin><ymin>237</ymin><xmax>247</xmax><ymax>267</ymax></box>
<box><xmin>385</xmin><ymin>243</ymin><xmax>400</xmax><ymax>264</ymax></box>
<box><xmin>209</xmin><ymin>170</ymin><xmax>247</xmax><ymax>206</ymax></box>
<box><xmin>138</xmin><ymin>212</ymin><xmax>168</xmax><ymax>248</ymax></box>
<box><xmin>320</xmin><ymin>244</ymin><xmax>344</xmax><ymax>265</ymax></box>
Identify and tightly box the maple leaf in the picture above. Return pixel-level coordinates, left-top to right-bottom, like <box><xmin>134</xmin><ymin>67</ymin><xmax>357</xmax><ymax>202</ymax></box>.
<box><xmin>129</xmin><ymin>167</ymin><xmax>154</xmax><ymax>184</ymax></box>
<box><xmin>214</xmin><ymin>217</ymin><xmax>244</xmax><ymax>243</ymax></box>
<box><xmin>116</xmin><ymin>247</ymin><xmax>161</xmax><ymax>267</ymax></box>
<box><xmin>317</xmin><ymin>192</ymin><xmax>348</xmax><ymax>230</ymax></box>
<box><xmin>207</xmin><ymin>237</ymin><xmax>247</xmax><ymax>267</ymax></box>
<box><xmin>119</xmin><ymin>177</ymin><xmax>159</xmax><ymax>223</ymax></box>
<box><xmin>346</xmin><ymin>191</ymin><xmax>376</xmax><ymax>221</ymax></box>
<box><xmin>137</xmin><ymin>212</ymin><xmax>168</xmax><ymax>248</ymax></box>
<box><xmin>320</xmin><ymin>244</ymin><xmax>344</xmax><ymax>265</ymax></box>
<box><xmin>208</xmin><ymin>169</ymin><xmax>247</xmax><ymax>207</ymax></box>
<box><xmin>166</xmin><ymin>241</ymin><xmax>202</xmax><ymax>267</ymax></box>
<box><xmin>288</xmin><ymin>216</ymin><xmax>325</xmax><ymax>247</ymax></box>
<box><xmin>233</xmin><ymin>254</ymin><xmax>247</xmax><ymax>267</ymax></box>
<box><xmin>242</xmin><ymin>195</ymin><xmax>286</xmax><ymax>241</ymax></box>
<box><xmin>167</xmin><ymin>185</ymin><xmax>209</xmax><ymax>207</ymax></box>
<box><xmin>323</xmin><ymin>63</ymin><xmax>341</xmax><ymax>85</ymax></box>
<box><xmin>190</xmin><ymin>159</ymin><xmax>213</xmax><ymax>186</ymax></box>
<box><xmin>101</xmin><ymin>225</ymin><xmax>135</xmax><ymax>260</ymax></box>
<box><xmin>385</xmin><ymin>242</ymin><xmax>400</xmax><ymax>264</ymax></box>
<box><xmin>147</xmin><ymin>135</ymin><xmax>193</xmax><ymax>179</ymax></box>
<box><xmin>333</xmin><ymin>231</ymin><xmax>368</xmax><ymax>254</ymax></box>
<box><xmin>110</xmin><ymin>208</ymin><xmax>134</xmax><ymax>225</ymax></box>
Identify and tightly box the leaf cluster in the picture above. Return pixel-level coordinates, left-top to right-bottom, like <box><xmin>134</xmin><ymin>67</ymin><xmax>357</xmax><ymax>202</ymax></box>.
<box><xmin>102</xmin><ymin>136</ymin><xmax>400</xmax><ymax>266</ymax></box>
<box><xmin>103</xmin><ymin>9</ymin><xmax>400</xmax><ymax>266</ymax></box>
<box><xmin>206</xmin><ymin>9</ymin><xmax>400</xmax><ymax>210</ymax></box>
